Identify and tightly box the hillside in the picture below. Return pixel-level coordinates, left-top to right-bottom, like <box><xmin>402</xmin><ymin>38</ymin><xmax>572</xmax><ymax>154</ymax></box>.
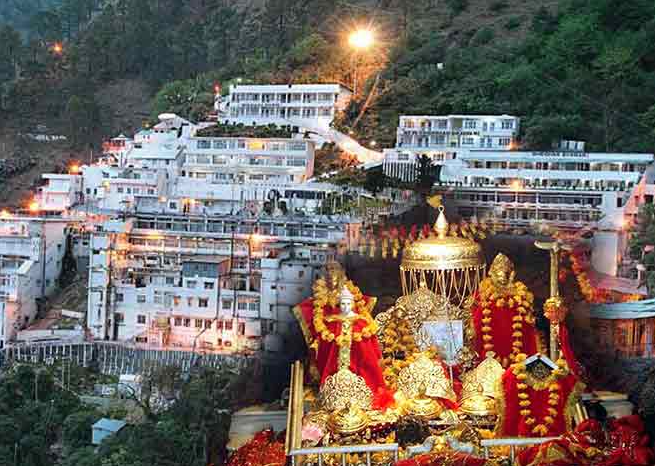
<box><xmin>1</xmin><ymin>0</ymin><xmax>654</xmax><ymax>163</ymax></box>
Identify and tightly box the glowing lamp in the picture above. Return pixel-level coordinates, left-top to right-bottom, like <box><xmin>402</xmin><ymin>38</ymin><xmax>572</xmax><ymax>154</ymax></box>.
<box><xmin>52</xmin><ymin>42</ymin><xmax>63</xmax><ymax>54</ymax></box>
<box><xmin>29</xmin><ymin>201</ymin><xmax>39</xmax><ymax>213</ymax></box>
<box><xmin>349</xmin><ymin>29</ymin><xmax>375</xmax><ymax>49</ymax></box>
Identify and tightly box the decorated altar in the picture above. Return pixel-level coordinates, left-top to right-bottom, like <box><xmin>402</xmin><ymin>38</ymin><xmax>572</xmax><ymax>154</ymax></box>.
<box><xmin>284</xmin><ymin>207</ymin><xmax>653</xmax><ymax>466</ymax></box>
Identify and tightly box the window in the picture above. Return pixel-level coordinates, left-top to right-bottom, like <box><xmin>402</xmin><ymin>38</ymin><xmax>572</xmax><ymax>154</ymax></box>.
<box><xmin>173</xmin><ymin>296</ymin><xmax>181</xmax><ymax>306</ymax></box>
<box><xmin>204</xmin><ymin>282</ymin><xmax>214</xmax><ymax>290</ymax></box>
<box><xmin>238</xmin><ymin>301</ymin><xmax>248</xmax><ymax>311</ymax></box>
<box><xmin>222</xmin><ymin>299</ymin><xmax>233</xmax><ymax>310</ymax></box>
<box><xmin>502</xmin><ymin>119</ymin><xmax>514</xmax><ymax>129</ymax></box>
<box><xmin>463</xmin><ymin>137</ymin><xmax>475</xmax><ymax>145</ymax></box>
<box><xmin>187</xmin><ymin>297</ymin><xmax>194</xmax><ymax>306</ymax></box>
<box><xmin>397</xmin><ymin>153</ymin><xmax>410</xmax><ymax>161</ymax></box>
<box><xmin>115</xmin><ymin>313</ymin><xmax>124</xmax><ymax>323</ymax></box>
<box><xmin>205</xmin><ymin>320</ymin><xmax>212</xmax><ymax>329</ymax></box>
<box><xmin>169</xmin><ymin>202</ymin><xmax>177</xmax><ymax>209</ymax></box>
<box><xmin>216</xmin><ymin>320</ymin><xmax>224</xmax><ymax>330</ymax></box>
<box><xmin>136</xmin><ymin>336</ymin><xmax>148</xmax><ymax>343</ymax></box>
<box><xmin>154</xmin><ymin>292</ymin><xmax>162</xmax><ymax>304</ymax></box>
<box><xmin>298</xmin><ymin>270</ymin><xmax>305</xmax><ymax>278</ymax></box>
<box><xmin>166</xmin><ymin>276</ymin><xmax>175</xmax><ymax>285</ymax></box>
<box><xmin>225</xmin><ymin>320</ymin><xmax>233</xmax><ymax>330</ymax></box>
<box><xmin>195</xmin><ymin>319</ymin><xmax>203</xmax><ymax>328</ymax></box>
<box><xmin>184</xmin><ymin>318</ymin><xmax>191</xmax><ymax>327</ymax></box>
<box><xmin>117</xmin><ymin>187</ymin><xmax>124</xmax><ymax>193</ymax></box>
<box><xmin>197</xmin><ymin>140</ymin><xmax>211</xmax><ymax>149</ymax></box>
<box><xmin>213</xmin><ymin>140</ymin><xmax>227</xmax><ymax>149</ymax></box>
<box><xmin>238</xmin><ymin>322</ymin><xmax>246</xmax><ymax>335</ymax></box>
<box><xmin>137</xmin><ymin>315</ymin><xmax>146</xmax><ymax>324</ymax></box>
<box><xmin>199</xmin><ymin>298</ymin><xmax>209</xmax><ymax>308</ymax></box>
<box><xmin>463</xmin><ymin>119</ymin><xmax>477</xmax><ymax>130</ymax></box>
<box><xmin>186</xmin><ymin>280</ymin><xmax>197</xmax><ymax>289</ymax></box>
<box><xmin>137</xmin><ymin>295</ymin><xmax>146</xmax><ymax>303</ymax></box>
<box><xmin>174</xmin><ymin>317</ymin><xmax>182</xmax><ymax>326</ymax></box>
<box><xmin>499</xmin><ymin>137</ymin><xmax>511</xmax><ymax>146</ymax></box>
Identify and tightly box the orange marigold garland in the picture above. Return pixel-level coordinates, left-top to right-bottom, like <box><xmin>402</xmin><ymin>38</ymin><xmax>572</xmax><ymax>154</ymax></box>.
<box><xmin>478</xmin><ymin>278</ymin><xmax>535</xmax><ymax>364</ymax></box>
<box><xmin>512</xmin><ymin>354</ymin><xmax>569</xmax><ymax>437</ymax></box>
<box><xmin>312</xmin><ymin>279</ymin><xmax>377</xmax><ymax>347</ymax></box>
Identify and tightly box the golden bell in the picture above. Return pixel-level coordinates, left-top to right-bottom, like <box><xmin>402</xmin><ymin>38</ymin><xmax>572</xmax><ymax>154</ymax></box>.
<box><xmin>327</xmin><ymin>400</ymin><xmax>370</xmax><ymax>435</ymax></box>
<box><xmin>403</xmin><ymin>382</ymin><xmax>443</xmax><ymax>420</ymax></box>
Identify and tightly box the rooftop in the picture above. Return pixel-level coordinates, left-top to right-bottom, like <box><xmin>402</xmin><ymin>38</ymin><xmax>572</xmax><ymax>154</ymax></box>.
<box><xmin>93</xmin><ymin>418</ymin><xmax>127</xmax><ymax>432</ymax></box>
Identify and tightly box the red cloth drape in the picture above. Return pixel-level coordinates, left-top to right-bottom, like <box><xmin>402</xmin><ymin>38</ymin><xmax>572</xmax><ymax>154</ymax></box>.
<box><xmin>558</xmin><ymin>325</ymin><xmax>585</xmax><ymax>380</ymax></box>
<box><xmin>296</xmin><ymin>296</ymin><xmax>386</xmax><ymax>394</ymax></box>
<box><xmin>517</xmin><ymin>416</ymin><xmax>654</xmax><ymax>466</ymax></box>
<box><xmin>498</xmin><ymin>368</ymin><xmax>580</xmax><ymax>438</ymax></box>
<box><xmin>471</xmin><ymin>295</ymin><xmax>538</xmax><ymax>367</ymax></box>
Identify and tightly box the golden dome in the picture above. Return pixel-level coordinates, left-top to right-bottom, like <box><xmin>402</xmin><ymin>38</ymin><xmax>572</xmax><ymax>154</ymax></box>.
<box><xmin>400</xmin><ymin>207</ymin><xmax>485</xmax><ymax>270</ymax></box>
<box><xmin>401</xmin><ymin>208</ymin><xmax>484</xmax><ymax>272</ymax></box>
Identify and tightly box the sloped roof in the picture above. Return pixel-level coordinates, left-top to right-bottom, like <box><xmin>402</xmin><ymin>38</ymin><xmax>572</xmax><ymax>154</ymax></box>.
<box><xmin>93</xmin><ymin>418</ymin><xmax>127</xmax><ymax>432</ymax></box>
<box><xmin>590</xmin><ymin>298</ymin><xmax>655</xmax><ymax>320</ymax></box>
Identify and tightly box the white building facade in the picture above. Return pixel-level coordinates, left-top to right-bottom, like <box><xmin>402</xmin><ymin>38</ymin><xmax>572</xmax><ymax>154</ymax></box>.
<box><xmin>86</xmin><ymin>213</ymin><xmax>358</xmax><ymax>352</ymax></box>
<box><xmin>383</xmin><ymin>114</ymin><xmax>520</xmax><ymax>182</ymax></box>
<box><xmin>0</xmin><ymin>218</ymin><xmax>68</xmax><ymax>347</ymax></box>
<box><xmin>221</xmin><ymin>84</ymin><xmax>352</xmax><ymax>134</ymax></box>
<box><xmin>438</xmin><ymin>147</ymin><xmax>655</xmax><ymax>276</ymax></box>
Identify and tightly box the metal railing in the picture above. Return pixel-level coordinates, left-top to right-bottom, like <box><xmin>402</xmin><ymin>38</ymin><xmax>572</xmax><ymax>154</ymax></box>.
<box><xmin>480</xmin><ymin>437</ymin><xmax>559</xmax><ymax>463</ymax></box>
<box><xmin>285</xmin><ymin>361</ymin><xmax>399</xmax><ymax>466</ymax></box>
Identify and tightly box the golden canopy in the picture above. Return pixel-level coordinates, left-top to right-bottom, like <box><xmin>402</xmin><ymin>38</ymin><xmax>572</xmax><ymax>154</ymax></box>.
<box><xmin>401</xmin><ymin>207</ymin><xmax>485</xmax><ymax>306</ymax></box>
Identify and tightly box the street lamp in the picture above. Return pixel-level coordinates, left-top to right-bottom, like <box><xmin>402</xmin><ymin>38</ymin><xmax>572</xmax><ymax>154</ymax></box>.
<box><xmin>348</xmin><ymin>28</ymin><xmax>375</xmax><ymax>94</ymax></box>
<box><xmin>349</xmin><ymin>29</ymin><xmax>374</xmax><ymax>49</ymax></box>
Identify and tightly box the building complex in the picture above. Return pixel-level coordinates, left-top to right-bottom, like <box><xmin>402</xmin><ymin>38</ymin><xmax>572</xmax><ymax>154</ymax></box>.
<box><xmin>383</xmin><ymin>115</ymin><xmax>655</xmax><ymax>278</ymax></box>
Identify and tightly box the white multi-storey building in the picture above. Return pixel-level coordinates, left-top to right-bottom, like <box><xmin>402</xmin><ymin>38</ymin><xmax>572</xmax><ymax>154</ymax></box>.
<box><xmin>438</xmin><ymin>146</ymin><xmax>655</xmax><ymax>276</ymax></box>
<box><xmin>221</xmin><ymin>84</ymin><xmax>352</xmax><ymax>134</ymax></box>
<box><xmin>0</xmin><ymin>217</ymin><xmax>68</xmax><ymax>347</ymax></box>
<box><xmin>86</xmin><ymin>213</ymin><xmax>358</xmax><ymax>351</ymax></box>
<box><xmin>383</xmin><ymin>114</ymin><xmax>520</xmax><ymax>182</ymax></box>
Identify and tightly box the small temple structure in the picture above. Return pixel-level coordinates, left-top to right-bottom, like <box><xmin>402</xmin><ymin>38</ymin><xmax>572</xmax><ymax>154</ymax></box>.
<box><xmin>281</xmin><ymin>204</ymin><xmax>655</xmax><ymax>466</ymax></box>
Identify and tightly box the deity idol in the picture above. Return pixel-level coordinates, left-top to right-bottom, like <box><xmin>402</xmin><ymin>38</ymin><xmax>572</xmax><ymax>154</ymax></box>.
<box><xmin>471</xmin><ymin>253</ymin><xmax>539</xmax><ymax>367</ymax></box>
<box><xmin>293</xmin><ymin>262</ymin><xmax>387</xmax><ymax>397</ymax></box>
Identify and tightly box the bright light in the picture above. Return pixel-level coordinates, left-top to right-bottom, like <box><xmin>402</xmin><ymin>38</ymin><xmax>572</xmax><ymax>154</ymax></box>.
<box><xmin>349</xmin><ymin>29</ymin><xmax>375</xmax><ymax>50</ymax></box>
<box><xmin>369</xmin><ymin>140</ymin><xmax>377</xmax><ymax>147</ymax></box>
<box><xmin>511</xmin><ymin>180</ymin><xmax>522</xmax><ymax>191</ymax></box>
<box><xmin>250</xmin><ymin>233</ymin><xmax>263</xmax><ymax>245</ymax></box>
<box><xmin>69</xmin><ymin>164</ymin><xmax>80</xmax><ymax>174</ymax></box>
<box><xmin>29</xmin><ymin>201</ymin><xmax>39</xmax><ymax>213</ymax></box>
<box><xmin>52</xmin><ymin>42</ymin><xmax>63</xmax><ymax>54</ymax></box>
<box><xmin>0</xmin><ymin>209</ymin><xmax>11</xmax><ymax>219</ymax></box>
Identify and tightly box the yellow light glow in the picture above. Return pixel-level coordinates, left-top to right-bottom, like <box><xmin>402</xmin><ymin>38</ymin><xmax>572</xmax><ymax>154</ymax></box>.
<box><xmin>69</xmin><ymin>164</ymin><xmax>80</xmax><ymax>174</ymax></box>
<box><xmin>53</xmin><ymin>42</ymin><xmax>63</xmax><ymax>54</ymax></box>
<box><xmin>349</xmin><ymin>29</ymin><xmax>375</xmax><ymax>49</ymax></box>
<box><xmin>250</xmin><ymin>233</ymin><xmax>263</xmax><ymax>245</ymax></box>
<box><xmin>369</xmin><ymin>140</ymin><xmax>377</xmax><ymax>147</ymax></box>
<box><xmin>0</xmin><ymin>209</ymin><xmax>11</xmax><ymax>219</ymax></box>
<box><xmin>511</xmin><ymin>180</ymin><xmax>522</xmax><ymax>191</ymax></box>
<box><xmin>29</xmin><ymin>201</ymin><xmax>39</xmax><ymax>213</ymax></box>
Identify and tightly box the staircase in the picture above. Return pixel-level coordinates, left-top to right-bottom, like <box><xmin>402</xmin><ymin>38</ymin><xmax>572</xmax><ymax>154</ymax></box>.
<box><xmin>286</xmin><ymin>118</ymin><xmax>384</xmax><ymax>167</ymax></box>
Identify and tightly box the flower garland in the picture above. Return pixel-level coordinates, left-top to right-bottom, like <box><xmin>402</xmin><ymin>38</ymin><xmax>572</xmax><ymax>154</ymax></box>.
<box><xmin>312</xmin><ymin>279</ymin><xmax>377</xmax><ymax>347</ymax></box>
<box><xmin>512</xmin><ymin>354</ymin><xmax>569</xmax><ymax>437</ymax></box>
<box><xmin>478</xmin><ymin>278</ymin><xmax>535</xmax><ymax>364</ymax></box>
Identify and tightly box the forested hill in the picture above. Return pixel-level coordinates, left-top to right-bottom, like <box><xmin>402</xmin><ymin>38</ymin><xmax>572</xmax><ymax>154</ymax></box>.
<box><xmin>1</xmin><ymin>0</ymin><xmax>655</xmax><ymax>154</ymax></box>
<box><xmin>0</xmin><ymin>1</ymin><xmax>62</xmax><ymax>36</ymax></box>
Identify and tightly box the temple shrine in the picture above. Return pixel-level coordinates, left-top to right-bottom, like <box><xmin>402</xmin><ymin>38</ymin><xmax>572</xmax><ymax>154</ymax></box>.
<box><xmin>283</xmin><ymin>206</ymin><xmax>654</xmax><ymax>466</ymax></box>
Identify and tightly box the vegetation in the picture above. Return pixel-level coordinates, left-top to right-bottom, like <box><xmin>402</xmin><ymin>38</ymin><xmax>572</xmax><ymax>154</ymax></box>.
<box><xmin>0</xmin><ymin>362</ymin><xmax>246</xmax><ymax>466</ymax></box>
<box><xmin>2</xmin><ymin>0</ymin><xmax>653</xmax><ymax>157</ymax></box>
